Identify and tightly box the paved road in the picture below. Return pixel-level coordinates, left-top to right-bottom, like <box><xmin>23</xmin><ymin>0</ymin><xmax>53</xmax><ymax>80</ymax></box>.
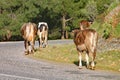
<box><xmin>0</xmin><ymin>40</ymin><xmax>120</xmax><ymax>80</ymax></box>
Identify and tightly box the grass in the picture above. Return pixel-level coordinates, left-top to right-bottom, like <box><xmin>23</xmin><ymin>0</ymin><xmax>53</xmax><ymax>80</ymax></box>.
<box><xmin>96</xmin><ymin>50</ymin><xmax>120</xmax><ymax>72</ymax></box>
<box><xmin>33</xmin><ymin>44</ymin><xmax>78</xmax><ymax>63</ymax></box>
<box><xmin>31</xmin><ymin>44</ymin><xmax>120</xmax><ymax>72</ymax></box>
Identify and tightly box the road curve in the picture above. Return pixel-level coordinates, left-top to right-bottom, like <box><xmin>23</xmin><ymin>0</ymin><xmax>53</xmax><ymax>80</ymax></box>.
<box><xmin>0</xmin><ymin>40</ymin><xmax>120</xmax><ymax>80</ymax></box>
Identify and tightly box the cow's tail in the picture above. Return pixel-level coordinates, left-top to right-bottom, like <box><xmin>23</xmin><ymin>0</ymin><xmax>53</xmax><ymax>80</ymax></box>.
<box><xmin>26</xmin><ymin>23</ymin><xmax>32</xmax><ymax>38</ymax></box>
<box><xmin>92</xmin><ymin>32</ymin><xmax>98</xmax><ymax>52</ymax></box>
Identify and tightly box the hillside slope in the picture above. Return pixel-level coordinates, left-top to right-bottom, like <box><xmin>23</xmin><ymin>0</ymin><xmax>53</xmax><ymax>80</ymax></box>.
<box><xmin>104</xmin><ymin>5</ymin><xmax>120</xmax><ymax>28</ymax></box>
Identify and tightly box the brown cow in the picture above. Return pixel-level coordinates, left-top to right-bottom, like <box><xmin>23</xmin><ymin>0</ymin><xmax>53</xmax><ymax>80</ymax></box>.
<box><xmin>73</xmin><ymin>29</ymin><xmax>98</xmax><ymax>70</ymax></box>
<box><xmin>20</xmin><ymin>22</ymin><xmax>37</xmax><ymax>55</ymax></box>
<box><xmin>79</xmin><ymin>20</ymin><xmax>93</xmax><ymax>30</ymax></box>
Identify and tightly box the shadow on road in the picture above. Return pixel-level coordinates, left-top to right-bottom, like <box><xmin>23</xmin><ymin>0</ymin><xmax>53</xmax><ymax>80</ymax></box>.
<box><xmin>73</xmin><ymin>60</ymin><xmax>86</xmax><ymax>67</ymax></box>
<box><xmin>73</xmin><ymin>60</ymin><xmax>97</xmax><ymax>69</ymax></box>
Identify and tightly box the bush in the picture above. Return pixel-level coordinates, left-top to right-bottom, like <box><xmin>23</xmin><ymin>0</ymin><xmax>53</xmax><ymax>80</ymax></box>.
<box><xmin>91</xmin><ymin>21</ymin><xmax>113</xmax><ymax>39</ymax></box>
<box><xmin>102</xmin><ymin>23</ymin><xmax>112</xmax><ymax>39</ymax></box>
<box><xmin>48</xmin><ymin>28</ymin><xmax>61</xmax><ymax>40</ymax></box>
<box><xmin>112</xmin><ymin>23</ymin><xmax>120</xmax><ymax>38</ymax></box>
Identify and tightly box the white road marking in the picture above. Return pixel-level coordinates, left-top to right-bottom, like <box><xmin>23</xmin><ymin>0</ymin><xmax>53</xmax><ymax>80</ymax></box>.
<box><xmin>0</xmin><ymin>73</ymin><xmax>40</xmax><ymax>80</ymax></box>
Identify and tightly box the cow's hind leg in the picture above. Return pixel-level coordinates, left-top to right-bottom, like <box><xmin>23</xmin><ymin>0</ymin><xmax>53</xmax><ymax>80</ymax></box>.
<box><xmin>24</xmin><ymin>40</ymin><xmax>29</xmax><ymax>55</ymax></box>
<box><xmin>86</xmin><ymin>53</ymin><xmax>89</xmax><ymax>69</ymax></box>
<box><xmin>38</xmin><ymin>38</ymin><xmax>40</xmax><ymax>47</ymax></box>
<box><xmin>78</xmin><ymin>52</ymin><xmax>82</xmax><ymax>69</ymax></box>
<box><xmin>43</xmin><ymin>39</ymin><xmax>47</xmax><ymax>48</ymax></box>
<box><xmin>38</xmin><ymin>38</ymin><xmax>42</xmax><ymax>48</ymax></box>
<box><xmin>44</xmin><ymin>34</ymin><xmax>48</xmax><ymax>48</ymax></box>
<box><xmin>31</xmin><ymin>40</ymin><xmax>35</xmax><ymax>53</ymax></box>
<box><xmin>39</xmin><ymin>37</ymin><xmax>43</xmax><ymax>48</ymax></box>
<box><xmin>91</xmin><ymin>52</ymin><xmax>96</xmax><ymax>70</ymax></box>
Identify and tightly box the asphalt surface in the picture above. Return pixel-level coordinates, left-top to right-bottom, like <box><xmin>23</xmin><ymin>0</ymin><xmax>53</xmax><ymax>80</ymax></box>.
<box><xmin>0</xmin><ymin>40</ymin><xmax>120</xmax><ymax>80</ymax></box>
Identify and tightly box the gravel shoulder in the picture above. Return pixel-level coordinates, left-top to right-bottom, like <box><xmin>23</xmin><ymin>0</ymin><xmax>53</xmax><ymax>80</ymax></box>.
<box><xmin>97</xmin><ymin>38</ymin><xmax>120</xmax><ymax>53</ymax></box>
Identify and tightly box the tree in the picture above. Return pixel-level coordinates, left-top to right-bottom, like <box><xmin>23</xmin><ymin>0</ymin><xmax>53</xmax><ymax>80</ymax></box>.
<box><xmin>85</xmin><ymin>0</ymin><xmax>98</xmax><ymax>21</ymax></box>
<box><xmin>0</xmin><ymin>0</ymin><xmax>41</xmax><ymax>40</ymax></box>
<box><xmin>96</xmin><ymin>0</ymin><xmax>114</xmax><ymax>14</ymax></box>
<box><xmin>45</xmin><ymin>0</ymin><xmax>88</xmax><ymax>39</ymax></box>
<box><xmin>0</xmin><ymin>0</ymin><xmax>115</xmax><ymax>41</ymax></box>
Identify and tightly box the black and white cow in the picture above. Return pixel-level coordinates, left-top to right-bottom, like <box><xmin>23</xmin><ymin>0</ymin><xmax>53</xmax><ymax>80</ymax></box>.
<box><xmin>37</xmin><ymin>22</ymin><xmax>48</xmax><ymax>48</ymax></box>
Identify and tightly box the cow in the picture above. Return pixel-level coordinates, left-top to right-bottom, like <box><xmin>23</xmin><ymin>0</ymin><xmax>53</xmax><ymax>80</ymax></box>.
<box><xmin>72</xmin><ymin>28</ymin><xmax>98</xmax><ymax>70</ymax></box>
<box><xmin>37</xmin><ymin>22</ymin><xmax>48</xmax><ymax>48</ymax></box>
<box><xmin>79</xmin><ymin>20</ymin><xmax>93</xmax><ymax>30</ymax></box>
<box><xmin>20</xmin><ymin>22</ymin><xmax>37</xmax><ymax>55</ymax></box>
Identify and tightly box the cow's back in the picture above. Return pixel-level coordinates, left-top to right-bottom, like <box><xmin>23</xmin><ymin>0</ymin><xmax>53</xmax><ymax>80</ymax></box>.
<box><xmin>83</xmin><ymin>29</ymin><xmax>98</xmax><ymax>53</ymax></box>
<box><xmin>26</xmin><ymin>23</ymin><xmax>34</xmax><ymax>41</ymax></box>
<box><xmin>21</xmin><ymin>22</ymin><xmax>37</xmax><ymax>41</ymax></box>
<box><xmin>74</xmin><ymin>29</ymin><xmax>98</xmax><ymax>52</ymax></box>
<box><xmin>37</xmin><ymin>22</ymin><xmax>48</xmax><ymax>48</ymax></box>
<box><xmin>37</xmin><ymin>22</ymin><xmax>48</xmax><ymax>39</ymax></box>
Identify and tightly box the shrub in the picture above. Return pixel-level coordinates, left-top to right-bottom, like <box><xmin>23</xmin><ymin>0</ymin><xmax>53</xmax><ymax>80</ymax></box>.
<box><xmin>112</xmin><ymin>23</ymin><xmax>120</xmax><ymax>38</ymax></box>
<box><xmin>102</xmin><ymin>23</ymin><xmax>112</xmax><ymax>39</ymax></box>
<box><xmin>48</xmin><ymin>28</ymin><xmax>61</xmax><ymax>40</ymax></box>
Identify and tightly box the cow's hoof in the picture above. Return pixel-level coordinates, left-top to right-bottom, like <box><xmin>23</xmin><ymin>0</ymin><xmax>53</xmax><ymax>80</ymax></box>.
<box><xmin>78</xmin><ymin>66</ymin><xmax>82</xmax><ymax>69</ymax></box>
<box><xmin>89</xmin><ymin>66</ymin><xmax>95</xmax><ymax>70</ymax></box>
<box><xmin>86</xmin><ymin>65</ymin><xmax>90</xmax><ymax>69</ymax></box>
<box><xmin>42</xmin><ymin>44</ymin><xmax>47</xmax><ymax>48</ymax></box>
<box><xmin>31</xmin><ymin>50</ymin><xmax>34</xmax><ymax>54</ymax></box>
<box><xmin>25</xmin><ymin>51</ymin><xmax>29</xmax><ymax>55</ymax></box>
<box><xmin>91</xmin><ymin>67</ymin><xmax>95</xmax><ymax>70</ymax></box>
<box><xmin>43</xmin><ymin>45</ymin><xmax>46</xmax><ymax>48</ymax></box>
<box><xmin>25</xmin><ymin>52</ymin><xmax>29</xmax><ymax>55</ymax></box>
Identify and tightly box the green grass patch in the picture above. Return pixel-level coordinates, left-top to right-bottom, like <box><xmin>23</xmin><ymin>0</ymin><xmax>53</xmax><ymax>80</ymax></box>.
<box><xmin>32</xmin><ymin>44</ymin><xmax>120</xmax><ymax>72</ymax></box>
